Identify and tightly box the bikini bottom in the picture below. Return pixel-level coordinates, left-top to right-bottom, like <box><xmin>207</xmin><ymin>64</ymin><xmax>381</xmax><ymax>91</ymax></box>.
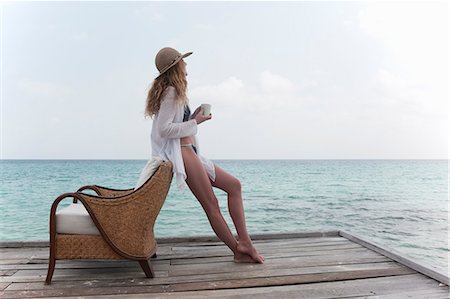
<box><xmin>180</xmin><ymin>143</ymin><xmax>198</xmax><ymax>155</ymax></box>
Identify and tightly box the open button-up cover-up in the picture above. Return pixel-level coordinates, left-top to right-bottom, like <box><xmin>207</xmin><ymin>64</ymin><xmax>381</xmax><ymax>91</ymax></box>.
<box><xmin>150</xmin><ymin>86</ymin><xmax>216</xmax><ymax>191</ymax></box>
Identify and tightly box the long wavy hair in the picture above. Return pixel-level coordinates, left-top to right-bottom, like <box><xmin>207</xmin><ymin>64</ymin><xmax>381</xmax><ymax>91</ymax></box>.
<box><xmin>145</xmin><ymin>62</ymin><xmax>188</xmax><ymax>119</ymax></box>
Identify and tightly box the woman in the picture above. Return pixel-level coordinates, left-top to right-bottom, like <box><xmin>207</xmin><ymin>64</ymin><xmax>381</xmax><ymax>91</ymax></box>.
<box><xmin>145</xmin><ymin>47</ymin><xmax>264</xmax><ymax>264</ymax></box>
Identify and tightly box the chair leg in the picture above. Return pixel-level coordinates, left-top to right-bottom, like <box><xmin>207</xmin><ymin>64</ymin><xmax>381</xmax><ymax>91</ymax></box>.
<box><xmin>139</xmin><ymin>260</ymin><xmax>155</xmax><ymax>278</ymax></box>
<box><xmin>45</xmin><ymin>254</ymin><xmax>56</xmax><ymax>285</ymax></box>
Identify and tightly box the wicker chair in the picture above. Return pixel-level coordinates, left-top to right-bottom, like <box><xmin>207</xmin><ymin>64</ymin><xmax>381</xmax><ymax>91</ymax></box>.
<box><xmin>45</xmin><ymin>161</ymin><xmax>173</xmax><ymax>284</ymax></box>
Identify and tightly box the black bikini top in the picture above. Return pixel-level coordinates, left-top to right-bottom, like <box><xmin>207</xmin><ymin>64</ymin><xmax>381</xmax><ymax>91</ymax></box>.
<box><xmin>183</xmin><ymin>104</ymin><xmax>191</xmax><ymax>122</ymax></box>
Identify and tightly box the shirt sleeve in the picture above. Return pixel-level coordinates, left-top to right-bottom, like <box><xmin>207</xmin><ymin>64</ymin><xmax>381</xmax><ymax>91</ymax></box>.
<box><xmin>157</xmin><ymin>87</ymin><xmax>198</xmax><ymax>139</ymax></box>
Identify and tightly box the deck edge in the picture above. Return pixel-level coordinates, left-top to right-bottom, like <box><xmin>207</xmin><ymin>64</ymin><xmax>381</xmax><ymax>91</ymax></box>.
<box><xmin>155</xmin><ymin>230</ymin><xmax>341</xmax><ymax>244</ymax></box>
<box><xmin>0</xmin><ymin>230</ymin><xmax>341</xmax><ymax>248</ymax></box>
<box><xmin>339</xmin><ymin>229</ymin><xmax>449</xmax><ymax>286</ymax></box>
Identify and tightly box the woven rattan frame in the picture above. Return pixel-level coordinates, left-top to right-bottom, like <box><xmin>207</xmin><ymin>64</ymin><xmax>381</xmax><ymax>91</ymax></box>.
<box><xmin>45</xmin><ymin>161</ymin><xmax>173</xmax><ymax>284</ymax></box>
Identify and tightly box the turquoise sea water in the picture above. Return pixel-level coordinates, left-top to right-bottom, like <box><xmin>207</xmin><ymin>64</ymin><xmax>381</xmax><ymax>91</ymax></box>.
<box><xmin>0</xmin><ymin>159</ymin><xmax>448</xmax><ymax>273</ymax></box>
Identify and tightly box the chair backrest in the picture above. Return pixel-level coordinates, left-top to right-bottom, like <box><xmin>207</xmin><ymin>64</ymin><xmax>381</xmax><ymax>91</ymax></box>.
<box><xmin>134</xmin><ymin>157</ymin><xmax>164</xmax><ymax>190</ymax></box>
<box><xmin>80</xmin><ymin>161</ymin><xmax>173</xmax><ymax>259</ymax></box>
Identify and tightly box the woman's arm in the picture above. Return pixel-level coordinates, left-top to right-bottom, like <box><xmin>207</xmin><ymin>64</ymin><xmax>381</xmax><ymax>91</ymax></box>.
<box><xmin>157</xmin><ymin>87</ymin><xmax>198</xmax><ymax>139</ymax></box>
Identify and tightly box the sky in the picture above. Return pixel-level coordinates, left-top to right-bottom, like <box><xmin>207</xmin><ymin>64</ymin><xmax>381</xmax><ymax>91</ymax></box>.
<box><xmin>1</xmin><ymin>1</ymin><xmax>448</xmax><ymax>159</ymax></box>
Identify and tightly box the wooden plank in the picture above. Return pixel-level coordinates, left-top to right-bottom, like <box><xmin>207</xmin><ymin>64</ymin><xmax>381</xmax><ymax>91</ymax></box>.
<box><xmin>0</xmin><ymin>282</ymin><xmax>11</xmax><ymax>291</ymax></box>
<box><xmin>0</xmin><ymin>270</ymin><xmax>17</xmax><ymax>277</ymax></box>
<box><xmin>6</xmin><ymin>267</ymin><xmax>169</xmax><ymax>282</ymax></box>
<box><xmin>4</xmin><ymin>254</ymin><xmax>392</xmax><ymax>290</ymax></box>
<box><xmin>171</xmin><ymin>236</ymin><xmax>350</xmax><ymax>247</ymax></box>
<box><xmin>1</xmin><ymin>247</ymin><xmax>378</xmax><ymax>284</ymax></box>
<box><xmin>347</xmin><ymin>288</ymin><xmax>450</xmax><ymax>299</ymax></box>
<box><xmin>5</xmin><ymin>274</ymin><xmax>447</xmax><ymax>299</ymax></box>
<box><xmin>170</xmin><ymin>239</ymin><xmax>353</xmax><ymax>252</ymax></box>
<box><xmin>168</xmin><ymin>236</ymin><xmax>347</xmax><ymax>248</ymax></box>
<box><xmin>14</xmin><ymin>247</ymin><xmax>374</xmax><ymax>269</ymax></box>
<box><xmin>4</xmin><ymin>261</ymin><xmax>413</xmax><ymax>288</ymax></box>
<box><xmin>165</xmin><ymin>245</ymin><xmax>363</xmax><ymax>260</ymax></box>
<box><xmin>168</xmin><ymin>255</ymin><xmax>391</xmax><ymax>277</ymax></box>
<box><xmin>170</xmin><ymin>247</ymin><xmax>382</xmax><ymax>265</ymax></box>
<box><xmin>0</xmin><ymin>236</ymin><xmax>350</xmax><ymax>264</ymax></box>
<box><xmin>153</xmin><ymin>230</ymin><xmax>341</xmax><ymax>244</ymax></box>
<box><xmin>167</xmin><ymin>242</ymin><xmax>363</xmax><ymax>255</ymax></box>
<box><xmin>340</xmin><ymin>230</ymin><xmax>450</xmax><ymax>286</ymax></box>
<box><xmin>0</xmin><ymin>266</ymin><xmax>418</xmax><ymax>298</ymax></box>
<box><xmin>0</xmin><ymin>259</ymin><xmax>169</xmax><ymax>270</ymax></box>
<box><xmin>42</xmin><ymin>274</ymin><xmax>448</xmax><ymax>299</ymax></box>
<box><xmin>0</xmin><ymin>241</ymin><xmax>48</xmax><ymax>248</ymax></box>
<box><xmin>0</xmin><ymin>260</ymin><xmax>29</xmax><ymax>266</ymax></box>
<box><xmin>166</xmin><ymin>261</ymin><xmax>413</xmax><ymax>280</ymax></box>
<box><xmin>0</xmin><ymin>238</ymin><xmax>348</xmax><ymax>264</ymax></box>
<box><xmin>1</xmin><ymin>248</ymin><xmax>369</xmax><ymax>269</ymax></box>
<box><xmin>157</xmin><ymin>245</ymin><xmax>364</xmax><ymax>262</ymax></box>
<box><xmin>83</xmin><ymin>246</ymin><xmax>364</xmax><ymax>266</ymax></box>
<box><xmin>0</xmin><ymin>248</ymin><xmax>48</xmax><ymax>260</ymax></box>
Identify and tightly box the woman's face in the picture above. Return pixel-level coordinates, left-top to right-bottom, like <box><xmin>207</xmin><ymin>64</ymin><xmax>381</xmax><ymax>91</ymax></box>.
<box><xmin>180</xmin><ymin>59</ymin><xmax>187</xmax><ymax>76</ymax></box>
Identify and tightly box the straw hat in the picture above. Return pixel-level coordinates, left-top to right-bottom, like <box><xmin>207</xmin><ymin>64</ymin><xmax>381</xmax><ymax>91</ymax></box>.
<box><xmin>155</xmin><ymin>47</ymin><xmax>193</xmax><ymax>78</ymax></box>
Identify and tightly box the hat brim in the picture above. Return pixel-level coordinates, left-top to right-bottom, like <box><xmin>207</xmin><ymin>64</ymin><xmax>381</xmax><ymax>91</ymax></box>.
<box><xmin>182</xmin><ymin>51</ymin><xmax>193</xmax><ymax>59</ymax></box>
<box><xmin>156</xmin><ymin>51</ymin><xmax>193</xmax><ymax>79</ymax></box>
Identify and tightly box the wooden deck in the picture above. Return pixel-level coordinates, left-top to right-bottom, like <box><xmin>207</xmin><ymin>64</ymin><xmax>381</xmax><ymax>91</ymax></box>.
<box><xmin>0</xmin><ymin>230</ymin><xmax>448</xmax><ymax>298</ymax></box>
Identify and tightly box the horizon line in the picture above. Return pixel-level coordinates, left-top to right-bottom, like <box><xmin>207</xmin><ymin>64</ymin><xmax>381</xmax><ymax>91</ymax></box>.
<box><xmin>1</xmin><ymin>158</ymin><xmax>448</xmax><ymax>161</ymax></box>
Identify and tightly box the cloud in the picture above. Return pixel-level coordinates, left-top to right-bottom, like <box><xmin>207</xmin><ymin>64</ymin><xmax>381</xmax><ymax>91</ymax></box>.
<box><xmin>16</xmin><ymin>79</ymin><xmax>71</xmax><ymax>98</ymax></box>
<box><xmin>189</xmin><ymin>71</ymin><xmax>315</xmax><ymax>115</ymax></box>
<box><xmin>366</xmin><ymin>68</ymin><xmax>447</xmax><ymax>120</ymax></box>
<box><xmin>189</xmin><ymin>76</ymin><xmax>244</xmax><ymax>109</ymax></box>
<box><xmin>260</xmin><ymin>70</ymin><xmax>295</xmax><ymax>93</ymax></box>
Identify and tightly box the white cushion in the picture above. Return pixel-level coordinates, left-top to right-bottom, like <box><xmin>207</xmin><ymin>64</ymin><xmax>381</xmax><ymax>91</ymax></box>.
<box><xmin>134</xmin><ymin>157</ymin><xmax>163</xmax><ymax>190</ymax></box>
<box><xmin>56</xmin><ymin>203</ymin><xmax>100</xmax><ymax>235</ymax></box>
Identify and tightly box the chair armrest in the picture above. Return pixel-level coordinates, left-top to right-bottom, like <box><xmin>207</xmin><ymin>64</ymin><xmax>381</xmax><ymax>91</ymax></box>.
<box><xmin>74</xmin><ymin>185</ymin><xmax>134</xmax><ymax>203</ymax></box>
<box><xmin>49</xmin><ymin>192</ymin><xmax>81</xmax><ymax>242</ymax></box>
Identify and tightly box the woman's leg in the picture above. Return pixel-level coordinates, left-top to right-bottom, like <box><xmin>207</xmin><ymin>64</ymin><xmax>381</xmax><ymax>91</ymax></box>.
<box><xmin>181</xmin><ymin>146</ymin><xmax>239</xmax><ymax>255</ymax></box>
<box><xmin>210</xmin><ymin>164</ymin><xmax>264</xmax><ymax>263</ymax></box>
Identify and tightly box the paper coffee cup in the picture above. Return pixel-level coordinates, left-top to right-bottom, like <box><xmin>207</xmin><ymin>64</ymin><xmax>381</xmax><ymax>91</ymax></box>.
<box><xmin>201</xmin><ymin>104</ymin><xmax>211</xmax><ymax>116</ymax></box>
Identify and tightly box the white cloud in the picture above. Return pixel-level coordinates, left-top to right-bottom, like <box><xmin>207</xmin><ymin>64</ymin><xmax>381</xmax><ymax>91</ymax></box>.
<box><xmin>188</xmin><ymin>73</ymin><xmax>318</xmax><ymax>159</ymax></box>
<box><xmin>189</xmin><ymin>76</ymin><xmax>245</xmax><ymax>110</ymax></box>
<box><xmin>299</xmin><ymin>79</ymin><xmax>319</xmax><ymax>91</ymax></box>
<box><xmin>189</xmin><ymin>71</ymin><xmax>316</xmax><ymax>117</ymax></box>
<box><xmin>367</xmin><ymin>68</ymin><xmax>447</xmax><ymax>120</ymax></box>
<box><xmin>260</xmin><ymin>70</ymin><xmax>294</xmax><ymax>94</ymax></box>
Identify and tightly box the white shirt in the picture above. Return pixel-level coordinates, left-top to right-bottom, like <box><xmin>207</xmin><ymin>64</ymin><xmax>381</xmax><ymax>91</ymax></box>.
<box><xmin>150</xmin><ymin>86</ymin><xmax>216</xmax><ymax>191</ymax></box>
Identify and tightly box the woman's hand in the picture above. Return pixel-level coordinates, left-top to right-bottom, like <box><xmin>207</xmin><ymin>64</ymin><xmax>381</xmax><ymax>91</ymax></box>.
<box><xmin>194</xmin><ymin>107</ymin><xmax>212</xmax><ymax>125</ymax></box>
<box><xmin>191</xmin><ymin>106</ymin><xmax>202</xmax><ymax>119</ymax></box>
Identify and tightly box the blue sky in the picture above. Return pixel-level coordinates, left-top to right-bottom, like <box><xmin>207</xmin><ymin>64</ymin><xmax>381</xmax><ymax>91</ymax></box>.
<box><xmin>1</xmin><ymin>1</ymin><xmax>448</xmax><ymax>159</ymax></box>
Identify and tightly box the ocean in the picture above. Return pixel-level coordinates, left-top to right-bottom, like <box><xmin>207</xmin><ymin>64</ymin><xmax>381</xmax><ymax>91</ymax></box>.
<box><xmin>0</xmin><ymin>159</ymin><xmax>448</xmax><ymax>273</ymax></box>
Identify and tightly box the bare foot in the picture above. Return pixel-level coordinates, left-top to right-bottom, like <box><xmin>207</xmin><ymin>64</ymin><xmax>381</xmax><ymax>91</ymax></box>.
<box><xmin>236</xmin><ymin>241</ymin><xmax>265</xmax><ymax>263</ymax></box>
<box><xmin>233</xmin><ymin>251</ymin><xmax>257</xmax><ymax>263</ymax></box>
